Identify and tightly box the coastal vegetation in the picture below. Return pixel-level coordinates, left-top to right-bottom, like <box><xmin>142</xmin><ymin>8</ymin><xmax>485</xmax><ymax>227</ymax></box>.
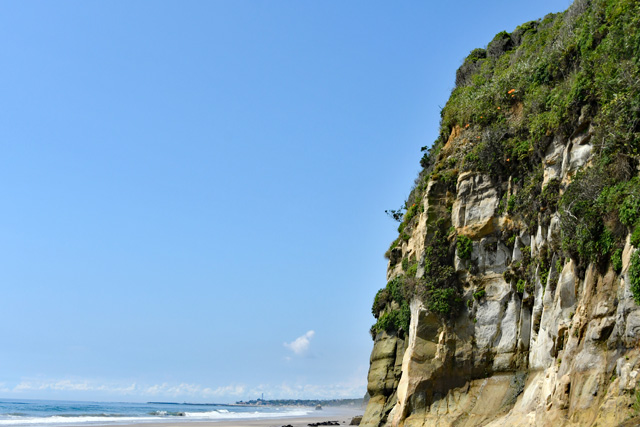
<box><xmin>371</xmin><ymin>276</ymin><xmax>411</xmax><ymax>336</ymax></box>
<box><xmin>631</xmin><ymin>251</ymin><xmax>640</xmax><ymax>304</ymax></box>
<box><xmin>363</xmin><ymin>0</ymin><xmax>640</xmax><ymax>425</ymax></box>
<box><xmin>372</xmin><ymin>0</ymin><xmax>640</xmax><ymax>336</ymax></box>
<box><xmin>456</xmin><ymin>235</ymin><xmax>473</xmax><ymax>260</ymax></box>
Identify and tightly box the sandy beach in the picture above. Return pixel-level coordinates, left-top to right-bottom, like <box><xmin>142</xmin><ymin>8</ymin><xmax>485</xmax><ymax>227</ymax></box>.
<box><xmin>100</xmin><ymin>407</ymin><xmax>364</xmax><ymax>427</ymax></box>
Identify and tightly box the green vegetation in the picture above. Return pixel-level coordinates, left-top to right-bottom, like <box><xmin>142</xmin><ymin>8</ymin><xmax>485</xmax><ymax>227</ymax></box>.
<box><xmin>632</xmin><ymin>227</ymin><xmax>640</xmax><ymax>248</ymax></box>
<box><xmin>507</xmin><ymin>195</ymin><xmax>516</xmax><ymax>213</ymax></box>
<box><xmin>379</xmin><ymin>0</ymin><xmax>640</xmax><ymax>329</ymax></box>
<box><xmin>612</xmin><ymin>249</ymin><xmax>623</xmax><ymax>272</ymax></box>
<box><xmin>374</xmin><ymin>217</ymin><xmax>463</xmax><ymax>333</ymax></box>
<box><xmin>444</xmin><ymin>0</ymin><xmax>640</xmax><ymax>157</ymax></box>
<box><xmin>421</xmin><ymin>219</ymin><xmax>463</xmax><ymax>317</ymax></box>
<box><xmin>443</xmin><ymin>0</ymin><xmax>640</xmax><ymax>239</ymax></box>
<box><xmin>630</xmin><ymin>251</ymin><xmax>640</xmax><ymax>304</ymax></box>
<box><xmin>372</xmin><ymin>307</ymin><xmax>411</xmax><ymax>337</ymax></box>
<box><xmin>540</xmin><ymin>266</ymin><xmax>550</xmax><ymax>288</ymax></box>
<box><xmin>504</xmin><ymin>244</ymin><xmax>536</xmax><ymax>295</ymax></box>
<box><xmin>457</xmin><ymin>235</ymin><xmax>473</xmax><ymax>260</ymax></box>
<box><xmin>404</xmin><ymin>203</ymin><xmax>421</xmax><ymax>224</ymax></box>
<box><xmin>619</xmin><ymin>191</ymin><xmax>640</xmax><ymax>227</ymax></box>
<box><xmin>406</xmin><ymin>262</ymin><xmax>418</xmax><ymax>278</ymax></box>
<box><xmin>370</xmin><ymin>276</ymin><xmax>412</xmax><ymax>337</ymax></box>
<box><xmin>634</xmin><ymin>387</ymin><xmax>640</xmax><ymax>414</ymax></box>
<box><xmin>560</xmin><ymin>167</ymin><xmax>639</xmax><ymax>271</ymax></box>
<box><xmin>384</xmin><ymin>237</ymin><xmax>401</xmax><ymax>260</ymax></box>
<box><xmin>428</xmin><ymin>287</ymin><xmax>462</xmax><ymax>316</ymax></box>
<box><xmin>371</xmin><ymin>288</ymin><xmax>390</xmax><ymax>317</ymax></box>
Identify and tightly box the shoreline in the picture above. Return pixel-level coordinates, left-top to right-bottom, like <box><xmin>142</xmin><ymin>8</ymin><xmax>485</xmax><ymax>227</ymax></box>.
<box><xmin>63</xmin><ymin>408</ymin><xmax>364</xmax><ymax>427</ymax></box>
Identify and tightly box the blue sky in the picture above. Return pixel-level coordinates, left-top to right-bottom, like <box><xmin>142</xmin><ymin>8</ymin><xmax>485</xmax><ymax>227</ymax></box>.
<box><xmin>0</xmin><ymin>1</ymin><xmax>568</xmax><ymax>403</ymax></box>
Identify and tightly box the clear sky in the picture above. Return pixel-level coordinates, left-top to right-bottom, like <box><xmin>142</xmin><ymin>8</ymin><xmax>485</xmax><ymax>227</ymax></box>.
<box><xmin>0</xmin><ymin>0</ymin><xmax>568</xmax><ymax>403</ymax></box>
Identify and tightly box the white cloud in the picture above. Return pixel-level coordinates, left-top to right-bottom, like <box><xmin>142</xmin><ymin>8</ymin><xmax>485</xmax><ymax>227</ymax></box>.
<box><xmin>10</xmin><ymin>378</ymin><xmax>246</xmax><ymax>400</ymax></box>
<box><xmin>245</xmin><ymin>374</ymin><xmax>367</xmax><ymax>400</ymax></box>
<box><xmin>5</xmin><ymin>373</ymin><xmax>368</xmax><ymax>401</ymax></box>
<box><xmin>283</xmin><ymin>330</ymin><xmax>315</xmax><ymax>355</ymax></box>
<box><xmin>142</xmin><ymin>383</ymin><xmax>245</xmax><ymax>398</ymax></box>
<box><xmin>13</xmin><ymin>380</ymin><xmax>139</xmax><ymax>394</ymax></box>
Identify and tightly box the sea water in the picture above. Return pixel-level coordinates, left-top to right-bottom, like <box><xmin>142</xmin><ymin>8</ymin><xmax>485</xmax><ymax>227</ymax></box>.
<box><xmin>0</xmin><ymin>399</ymin><xmax>314</xmax><ymax>426</ymax></box>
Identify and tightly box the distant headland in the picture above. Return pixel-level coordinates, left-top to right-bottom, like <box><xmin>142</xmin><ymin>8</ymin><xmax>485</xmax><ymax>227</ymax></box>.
<box><xmin>147</xmin><ymin>398</ymin><xmax>365</xmax><ymax>407</ymax></box>
<box><xmin>235</xmin><ymin>398</ymin><xmax>365</xmax><ymax>407</ymax></box>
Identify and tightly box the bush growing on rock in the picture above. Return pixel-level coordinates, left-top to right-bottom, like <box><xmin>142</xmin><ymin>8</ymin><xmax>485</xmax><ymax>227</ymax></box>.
<box><xmin>630</xmin><ymin>251</ymin><xmax>640</xmax><ymax>304</ymax></box>
<box><xmin>612</xmin><ymin>249</ymin><xmax>623</xmax><ymax>272</ymax></box>
<box><xmin>368</xmin><ymin>2</ymin><xmax>640</xmax><ymax>425</ymax></box>
<box><xmin>559</xmin><ymin>164</ymin><xmax>636</xmax><ymax>272</ymax></box>
<box><xmin>473</xmin><ymin>288</ymin><xmax>486</xmax><ymax>300</ymax></box>
<box><xmin>370</xmin><ymin>276</ymin><xmax>412</xmax><ymax>337</ymax></box>
<box><xmin>457</xmin><ymin>235</ymin><xmax>473</xmax><ymax>260</ymax></box>
<box><xmin>372</xmin><ymin>288</ymin><xmax>390</xmax><ymax>317</ymax></box>
<box><xmin>406</xmin><ymin>262</ymin><xmax>418</xmax><ymax>278</ymax></box>
<box><xmin>379</xmin><ymin>0</ymin><xmax>640</xmax><ymax>338</ymax></box>
<box><xmin>631</xmin><ymin>227</ymin><xmax>640</xmax><ymax>248</ymax></box>
<box><xmin>427</xmin><ymin>287</ymin><xmax>462</xmax><ymax>316</ymax></box>
<box><xmin>619</xmin><ymin>188</ymin><xmax>640</xmax><ymax>227</ymax></box>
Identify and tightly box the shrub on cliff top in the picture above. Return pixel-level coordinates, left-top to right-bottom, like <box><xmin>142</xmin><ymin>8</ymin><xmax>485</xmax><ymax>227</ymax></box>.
<box><xmin>383</xmin><ymin>0</ymin><xmax>640</xmax><ymax>321</ymax></box>
<box><xmin>436</xmin><ymin>0</ymin><xmax>640</xmax><ymax>182</ymax></box>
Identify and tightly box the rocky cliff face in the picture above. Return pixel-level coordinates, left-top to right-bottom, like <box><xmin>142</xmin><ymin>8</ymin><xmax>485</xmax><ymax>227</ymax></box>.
<box><xmin>363</xmin><ymin>0</ymin><xmax>640</xmax><ymax>425</ymax></box>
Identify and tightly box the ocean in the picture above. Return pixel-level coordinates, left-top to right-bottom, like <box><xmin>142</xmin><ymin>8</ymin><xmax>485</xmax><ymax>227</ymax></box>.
<box><xmin>0</xmin><ymin>399</ymin><xmax>314</xmax><ymax>426</ymax></box>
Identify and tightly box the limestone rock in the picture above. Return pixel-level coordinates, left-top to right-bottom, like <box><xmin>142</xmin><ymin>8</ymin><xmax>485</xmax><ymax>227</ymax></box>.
<box><xmin>452</xmin><ymin>172</ymin><xmax>499</xmax><ymax>238</ymax></box>
<box><xmin>542</xmin><ymin>136</ymin><xmax>565</xmax><ymax>186</ymax></box>
<box><xmin>363</xmin><ymin>7</ymin><xmax>640</xmax><ymax>426</ymax></box>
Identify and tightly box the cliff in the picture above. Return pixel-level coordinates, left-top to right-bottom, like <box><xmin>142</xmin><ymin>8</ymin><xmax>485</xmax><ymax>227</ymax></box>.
<box><xmin>363</xmin><ymin>0</ymin><xmax>640</xmax><ymax>425</ymax></box>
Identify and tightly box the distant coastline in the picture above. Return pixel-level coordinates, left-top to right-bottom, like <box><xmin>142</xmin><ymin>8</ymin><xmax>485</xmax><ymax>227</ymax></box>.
<box><xmin>148</xmin><ymin>398</ymin><xmax>365</xmax><ymax>408</ymax></box>
<box><xmin>234</xmin><ymin>398</ymin><xmax>365</xmax><ymax>407</ymax></box>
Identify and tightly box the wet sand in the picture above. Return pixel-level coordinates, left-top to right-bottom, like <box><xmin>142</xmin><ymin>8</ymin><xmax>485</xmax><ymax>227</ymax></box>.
<box><xmin>100</xmin><ymin>407</ymin><xmax>363</xmax><ymax>427</ymax></box>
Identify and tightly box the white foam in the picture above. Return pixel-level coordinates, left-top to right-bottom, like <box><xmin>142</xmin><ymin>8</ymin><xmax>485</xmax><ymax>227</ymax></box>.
<box><xmin>0</xmin><ymin>416</ymin><xmax>160</xmax><ymax>426</ymax></box>
<box><xmin>0</xmin><ymin>409</ymin><xmax>314</xmax><ymax>426</ymax></box>
<box><xmin>183</xmin><ymin>409</ymin><xmax>312</xmax><ymax>420</ymax></box>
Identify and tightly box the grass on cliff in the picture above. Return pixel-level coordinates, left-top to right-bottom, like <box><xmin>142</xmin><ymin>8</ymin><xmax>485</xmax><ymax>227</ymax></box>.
<box><xmin>434</xmin><ymin>0</ymin><xmax>640</xmax><ymax>272</ymax></box>
<box><xmin>379</xmin><ymin>0</ymin><xmax>640</xmax><ymax>328</ymax></box>
<box><xmin>373</xmin><ymin>216</ymin><xmax>463</xmax><ymax>336</ymax></box>
<box><xmin>441</xmin><ymin>0</ymin><xmax>640</xmax><ymax>170</ymax></box>
<box><xmin>440</xmin><ymin>0</ymin><xmax>639</xmax><ymax>239</ymax></box>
